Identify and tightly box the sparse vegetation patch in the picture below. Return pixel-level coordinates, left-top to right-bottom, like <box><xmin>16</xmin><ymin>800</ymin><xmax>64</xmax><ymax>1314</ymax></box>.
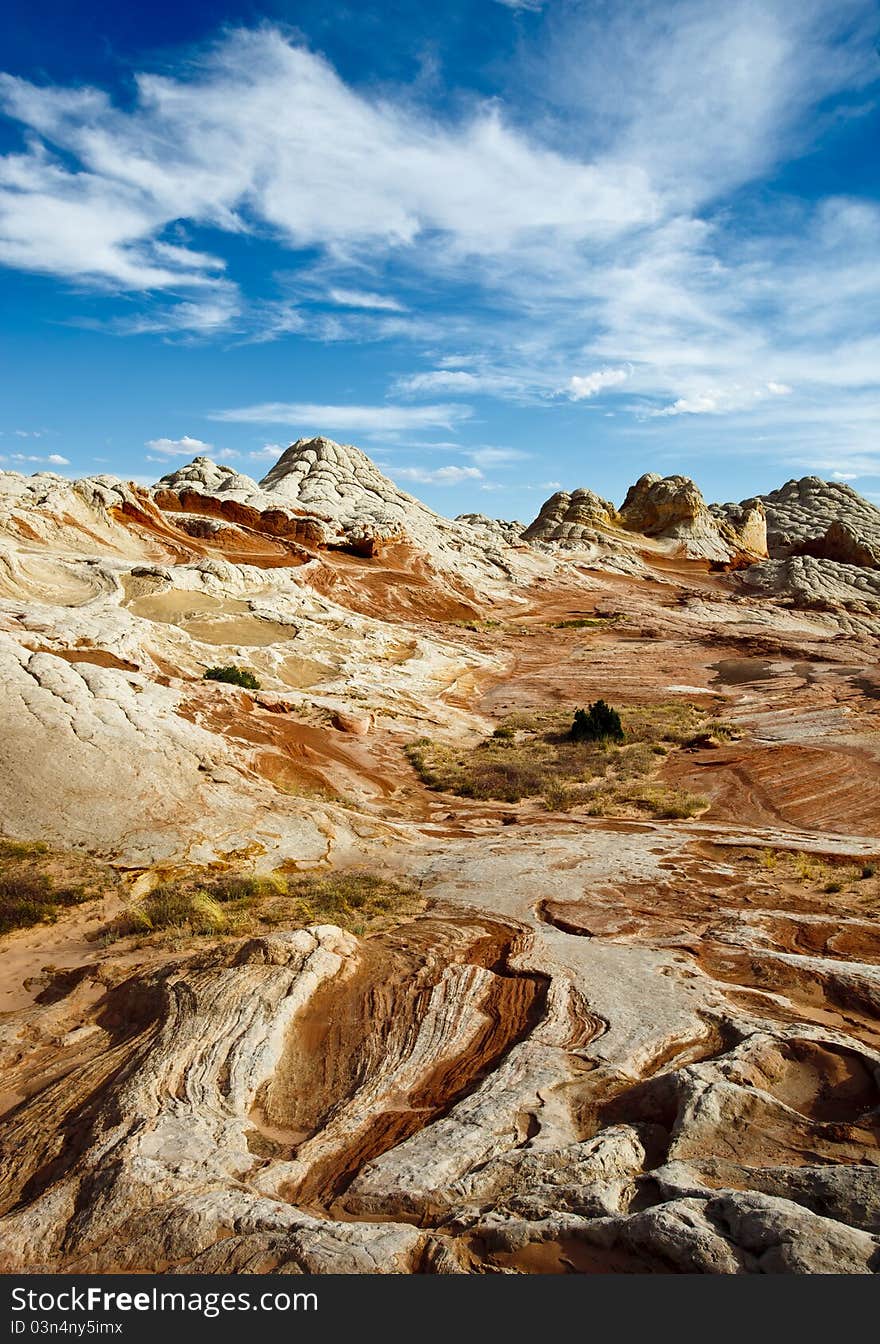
<box><xmin>406</xmin><ymin>701</ymin><xmax>710</xmax><ymax>818</ymax></box>
<box><xmin>0</xmin><ymin>838</ymin><xmax>116</xmax><ymax>934</ymax></box>
<box><xmin>108</xmin><ymin>869</ymin><xmax>424</xmax><ymax>943</ymax></box>
<box><xmin>552</xmin><ymin>614</ymin><xmax>622</xmax><ymax>629</ymax></box>
<box><xmin>736</xmin><ymin>846</ymin><xmax>880</xmax><ymax>907</ymax></box>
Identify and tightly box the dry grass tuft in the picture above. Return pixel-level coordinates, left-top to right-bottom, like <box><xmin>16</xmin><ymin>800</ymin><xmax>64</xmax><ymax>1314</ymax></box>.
<box><xmin>109</xmin><ymin>870</ymin><xmax>424</xmax><ymax>943</ymax></box>
<box><xmin>735</xmin><ymin>846</ymin><xmax>880</xmax><ymax>906</ymax></box>
<box><xmin>0</xmin><ymin>838</ymin><xmax>118</xmax><ymax>935</ymax></box>
<box><xmin>406</xmin><ymin>702</ymin><xmax>710</xmax><ymax>819</ymax></box>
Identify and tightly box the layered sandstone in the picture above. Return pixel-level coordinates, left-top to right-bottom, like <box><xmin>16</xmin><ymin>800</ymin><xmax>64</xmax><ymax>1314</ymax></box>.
<box><xmin>522</xmin><ymin>488</ymin><xmax>619</xmax><ymax>547</ymax></box>
<box><xmin>620</xmin><ymin>473</ymin><xmax>767</xmax><ymax>562</ymax></box>
<box><xmin>1</xmin><ymin>447</ymin><xmax>880</xmax><ymax>1275</ymax></box>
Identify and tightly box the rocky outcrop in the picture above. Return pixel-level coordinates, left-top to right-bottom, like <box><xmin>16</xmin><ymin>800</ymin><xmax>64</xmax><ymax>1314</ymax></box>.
<box><xmin>455</xmin><ymin>514</ymin><xmax>527</xmax><ymax>546</ymax></box>
<box><xmin>737</xmin><ymin>555</ymin><xmax>880</xmax><ymax>626</ymax></box>
<box><xmin>523</xmin><ymin>475</ymin><xmax>767</xmax><ymax>562</ymax></box>
<box><xmin>749</xmin><ymin>477</ymin><xmax>880</xmax><ymax>558</ymax></box>
<box><xmin>153</xmin><ymin>439</ymin><xmax>533</xmax><ymax>591</ymax></box>
<box><xmin>793</xmin><ymin>520</ymin><xmax>880</xmax><ymax>569</ymax></box>
<box><xmin>620</xmin><ymin>474</ymin><xmax>767</xmax><ymax>562</ymax></box>
<box><xmin>157</xmin><ymin>457</ymin><xmax>263</xmax><ymax>497</ymax></box>
<box><xmin>522</xmin><ymin>489</ymin><xmax>619</xmax><ymax>547</ymax></box>
<box><xmin>709</xmin><ymin>500</ymin><xmax>769</xmax><ymax>558</ymax></box>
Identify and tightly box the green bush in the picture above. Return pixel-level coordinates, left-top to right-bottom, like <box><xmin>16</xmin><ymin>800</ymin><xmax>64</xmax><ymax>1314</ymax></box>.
<box><xmin>570</xmin><ymin>701</ymin><xmax>624</xmax><ymax>743</ymax></box>
<box><xmin>203</xmin><ymin>665</ymin><xmax>261</xmax><ymax>690</ymax></box>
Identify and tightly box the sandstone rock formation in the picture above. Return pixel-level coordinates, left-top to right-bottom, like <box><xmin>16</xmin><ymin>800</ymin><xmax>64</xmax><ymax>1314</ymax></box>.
<box><xmin>750</xmin><ymin>477</ymin><xmax>880</xmax><ymax>556</ymax></box>
<box><xmin>620</xmin><ymin>473</ymin><xmax>767</xmax><ymax>562</ymax></box>
<box><xmin>1</xmin><ymin>448</ymin><xmax>880</xmax><ymax>1275</ymax></box>
<box><xmin>455</xmin><ymin>514</ymin><xmax>528</xmax><ymax>546</ymax></box>
<box><xmin>155</xmin><ymin>437</ymin><xmax>535</xmax><ymax>593</ymax></box>
<box><xmin>794</xmin><ymin>520</ymin><xmax>880</xmax><ymax>569</ymax></box>
<box><xmin>521</xmin><ymin>489</ymin><xmax>619</xmax><ymax>547</ymax></box>
<box><xmin>524</xmin><ymin>474</ymin><xmax>767</xmax><ymax>563</ymax></box>
<box><xmin>737</xmin><ymin>555</ymin><xmax>880</xmax><ymax>628</ymax></box>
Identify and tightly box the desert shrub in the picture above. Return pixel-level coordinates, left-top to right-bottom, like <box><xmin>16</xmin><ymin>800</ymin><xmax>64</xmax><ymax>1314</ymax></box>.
<box><xmin>0</xmin><ymin>839</ymin><xmax>48</xmax><ymax>860</ymax></box>
<box><xmin>793</xmin><ymin>853</ymin><xmax>818</xmax><ymax>882</ymax></box>
<box><xmin>0</xmin><ymin>840</ymin><xmax>98</xmax><ymax>934</ymax></box>
<box><xmin>705</xmin><ymin>719</ymin><xmax>739</xmax><ymax>741</ymax></box>
<box><xmin>125</xmin><ymin>887</ymin><xmax>230</xmax><ymax>935</ymax></box>
<box><xmin>861</xmin><ymin>864</ymin><xmax>877</xmax><ymax>880</ymax></box>
<box><xmin>203</xmin><ymin>665</ymin><xmax>261</xmax><ymax>690</ymax></box>
<box><xmin>0</xmin><ymin>874</ymin><xmax>57</xmax><ymax>933</ymax></box>
<box><xmin>542</xmin><ymin>779</ymin><xmax>589</xmax><ymax>811</ymax></box>
<box><xmin>570</xmin><ymin>701</ymin><xmax>624</xmax><ymax>743</ymax></box>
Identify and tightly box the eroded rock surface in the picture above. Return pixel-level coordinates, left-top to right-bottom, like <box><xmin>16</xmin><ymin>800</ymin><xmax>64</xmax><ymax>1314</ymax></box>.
<box><xmin>753</xmin><ymin>477</ymin><xmax>880</xmax><ymax>556</ymax></box>
<box><xmin>522</xmin><ymin>489</ymin><xmax>619</xmax><ymax>547</ymax></box>
<box><xmin>1</xmin><ymin>445</ymin><xmax>879</xmax><ymax>1274</ymax></box>
<box><xmin>620</xmin><ymin>473</ymin><xmax>767</xmax><ymax>562</ymax></box>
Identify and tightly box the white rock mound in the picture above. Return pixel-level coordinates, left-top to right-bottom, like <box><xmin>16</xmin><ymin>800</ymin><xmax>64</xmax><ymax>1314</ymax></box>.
<box><xmin>522</xmin><ymin>488</ymin><xmax>619</xmax><ymax>547</ymax></box>
<box><xmin>524</xmin><ymin>473</ymin><xmax>767</xmax><ymax>563</ymax></box>
<box><xmin>743</xmin><ymin>477</ymin><xmax>880</xmax><ymax>557</ymax></box>
<box><xmin>158</xmin><ymin>437</ymin><xmax>526</xmax><ymax>582</ymax></box>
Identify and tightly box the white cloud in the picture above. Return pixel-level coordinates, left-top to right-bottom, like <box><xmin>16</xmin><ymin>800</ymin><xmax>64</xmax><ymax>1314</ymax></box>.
<box><xmin>395</xmin><ymin>368</ymin><xmax>534</xmax><ymax>399</ymax></box>
<box><xmin>2</xmin><ymin>451</ymin><xmax>69</xmax><ymax>467</ymax></box>
<box><xmin>650</xmin><ymin>381</ymin><xmax>795</xmax><ymax>416</ymax></box>
<box><xmin>531</xmin><ymin>0</ymin><xmax>878</xmax><ymax>210</ymax></box>
<box><xmin>327</xmin><ymin>288</ymin><xmax>405</xmax><ymax>312</ymax></box>
<box><xmin>397</xmin><ymin>370</ymin><xmax>480</xmax><ymax>394</ymax></box>
<box><xmin>0</xmin><ymin>26</ymin><xmax>654</xmax><ymax>331</ymax></box>
<box><xmin>211</xmin><ymin>402</ymin><xmax>471</xmax><ymax>433</ymax></box>
<box><xmin>145</xmin><ymin>434</ymin><xmax>213</xmax><ymax>457</ymax></box>
<box><xmin>566</xmin><ymin>368</ymin><xmax>629</xmax><ymax>400</ymax></box>
<box><xmin>0</xmin><ymin>10</ymin><xmax>877</xmax><ymax>460</ymax></box>
<box><xmin>494</xmin><ymin>1</ymin><xmax>543</xmax><ymax>11</ymax></box>
<box><xmin>468</xmin><ymin>446</ymin><xmax>529</xmax><ymax>467</ymax></box>
<box><xmin>392</xmin><ymin>464</ymin><xmax>483</xmax><ymax>485</ymax></box>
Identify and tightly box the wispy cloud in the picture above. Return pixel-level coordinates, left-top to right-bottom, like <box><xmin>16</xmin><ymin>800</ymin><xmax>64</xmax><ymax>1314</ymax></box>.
<box><xmin>0</xmin><ymin>7</ymin><xmax>877</xmax><ymax>469</ymax></box>
<box><xmin>327</xmin><ymin>288</ymin><xmax>405</xmax><ymax>312</ymax></box>
<box><xmin>0</xmin><ymin>26</ymin><xmax>653</xmax><ymax>333</ymax></box>
<box><xmin>211</xmin><ymin>402</ymin><xmax>472</xmax><ymax>433</ymax></box>
<box><xmin>1</xmin><ymin>450</ymin><xmax>69</xmax><ymax>466</ymax></box>
<box><xmin>391</xmin><ymin>464</ymin><xmax>483</xmax><ymax>485</ymax></box>
<box><xmin>248</xmin><ymin>442</ymin><xmax>287</xmax><ymax>461</ymax></box>
<box><xmin>650</xmin><ymin>382</ymin><xmax>793</xmax><ymax>417</ymax></box>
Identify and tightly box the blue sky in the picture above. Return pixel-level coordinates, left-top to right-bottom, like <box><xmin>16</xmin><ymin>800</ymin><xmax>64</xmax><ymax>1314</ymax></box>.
<box><xmin>1</xmin><ymin>0</ymin><xmax>879</xmax><ymax>518</ymax></box>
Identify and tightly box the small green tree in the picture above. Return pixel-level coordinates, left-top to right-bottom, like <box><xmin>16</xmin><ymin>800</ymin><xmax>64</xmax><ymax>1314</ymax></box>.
<box><xmin>203</xmin><ymin>665</ymin><xmax>261</xmax><ymax>690</ymax></box>
<box><xmin>570</xmin><ymin>700</ymin><xmax>624</xmax><ymax>743</ymax></box>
